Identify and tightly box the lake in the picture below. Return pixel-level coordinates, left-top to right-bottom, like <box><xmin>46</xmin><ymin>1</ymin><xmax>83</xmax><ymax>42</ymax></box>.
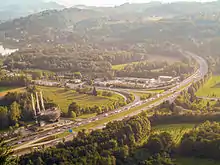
<box><xmin>0</xmin><ymin>45</ymin><xmax>18</xmax><ymax>56</ymax></box>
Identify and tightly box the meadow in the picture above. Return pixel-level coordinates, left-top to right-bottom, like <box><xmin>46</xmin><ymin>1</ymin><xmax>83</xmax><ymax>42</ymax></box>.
<box><xmin>152</xmin><ymin>124</ymin><xmax>194</xmax><ymax>144</ymax></box>
<box><xmin>197</xmin><ymin>76</ymin><xmax>220</xmax><ymax>97</ymax></box>
<box><xmin>112</xmin><ymin>61</ymin><xmax>140</xmax><ymax>70</ymax></box>
<box><xmin>38</xmin><ymin>86</ymin><xmax>124</xmax><ymax>113</ymax></box>
<box><xmin>0</xmin><ymin>87</ymin><xmax>25</xmax><ymax>97</ymax></box>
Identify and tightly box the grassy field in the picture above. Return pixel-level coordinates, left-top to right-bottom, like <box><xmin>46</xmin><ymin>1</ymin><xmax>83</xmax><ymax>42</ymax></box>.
<box><xmin>153</xmin><ymin>124</ymin><xmax>194</xmax><ymax>144</ymax></box>
<box><xmin>175</xmin><ymin>157</ymin><xmax>220</xmax><ymax>165</ymax></box>
<box><xmin>144</xmin><ymin>89</ymin><xmax>164</xmax><ymax>93</ymax></box>
<box><xmin>197</xmin><ymin>76</ymin><xmax>220</xmax><ymax>97</ymax></box>
<box><xmin>38</xmin><ymin>86</ymin><xmax>124</xmax><ymax>113</ymax></box>
<box><xmin>72</xmin><ymin>91</ymin><xmax>176</xmax><ymax>132</ymax></box>
<box><xmin>112</xmin><ymin>61</ymin><xmax>140</xmax><ymax>70</ymax></box>
<box><xmin>0</xmin><ymin>87</ymin><xmax>15</xmax><ymax>92</ymax></box>
<box><xmin>133</xmin><ymin>92</ymin><xmax>151</xmax><ymax>98</ymax></box>
<box><xmin>192</xmin><ymin>99</ymin><xmax>216</xmax><ymax>110</ymax></box>
<box><xmin>0</xmin><ymin>87</ymin><xmax>25</xmax><ymax>97</ymax></box>
<box><xmin>112</xmin><ymin>55</ymin><xmax>181</xmax><ymax>71</ymax></box>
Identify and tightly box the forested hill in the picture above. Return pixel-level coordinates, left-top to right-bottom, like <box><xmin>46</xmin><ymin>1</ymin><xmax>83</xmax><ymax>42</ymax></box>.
<box><xmin>0</xmin><ymin>0</ymin><xmax>64</xmax><ymax>22</ymax></box>
<box><xmin>1</xmin><ymin>1</ymin><xmax>220</xmax><ymax>48</ymax></box>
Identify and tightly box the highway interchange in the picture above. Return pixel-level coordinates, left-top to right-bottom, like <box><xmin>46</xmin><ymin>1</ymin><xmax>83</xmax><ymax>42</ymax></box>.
<box><xmin>10</xmin><ymin>50</ymin><xmax>208</xmax><ymax>155</ymax></box>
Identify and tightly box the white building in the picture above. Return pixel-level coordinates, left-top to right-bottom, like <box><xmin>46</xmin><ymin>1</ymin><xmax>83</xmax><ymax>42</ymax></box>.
<box><xmin>158</xmin><ymin>76</ymin><xmax>173</xmax><ymax>82</ymax></box>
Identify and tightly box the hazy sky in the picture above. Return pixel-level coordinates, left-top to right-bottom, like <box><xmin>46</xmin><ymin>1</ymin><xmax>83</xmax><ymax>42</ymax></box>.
<box><xmin>51</xmin><ymin>0</ymin><xmax>216</xmax><ymax>7</ymax></box>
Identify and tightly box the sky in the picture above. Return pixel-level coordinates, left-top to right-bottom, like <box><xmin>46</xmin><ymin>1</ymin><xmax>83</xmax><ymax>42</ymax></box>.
<box><xmin>50</xmin><ymin>0</ymin><xmax>216</xmax><ymax>7</ymax></box>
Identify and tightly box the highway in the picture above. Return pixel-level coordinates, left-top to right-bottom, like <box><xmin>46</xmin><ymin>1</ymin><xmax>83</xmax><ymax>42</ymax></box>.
<box><xmin>11</xmin><ymin>50</ymin><xmax>208</xmax><ymax>155</ymax></box>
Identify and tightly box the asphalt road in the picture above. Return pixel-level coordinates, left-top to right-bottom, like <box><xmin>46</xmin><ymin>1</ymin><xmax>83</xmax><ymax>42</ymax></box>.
<box><xmin>11</xmin><ymin>50</ymin><xmax>208</xmax><ymax>155</ymax></box>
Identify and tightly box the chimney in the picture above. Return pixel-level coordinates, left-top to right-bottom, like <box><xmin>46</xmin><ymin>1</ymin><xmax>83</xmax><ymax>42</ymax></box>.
<box><xmin>31</xmin><ymin>94</ymin><xmax>36</xmax><ymax>117</ymax></box>
<box><xmin>40</xmin><ymin>91</ymin><xmax>45</xmax><ymax>111</ymax></box>
<box><xmin>36</xmin><ymin>92</ymin><xmax>41</xmax><ymax>113</ymax></box>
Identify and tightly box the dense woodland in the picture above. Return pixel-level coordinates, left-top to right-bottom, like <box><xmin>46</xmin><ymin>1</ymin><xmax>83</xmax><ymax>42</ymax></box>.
<box><xmin>115</xmin><ymin>57</ymin><xmax>196</xmax><ymax>79</ymax></box>
<box><xmin>17</xmin><ymin>113</ymin><xmax>220</xmax><ymax>165</ymax></box>
<box><xmin>2</xmin><ymin>44</ymin><xmax>190</xmax><ymax>79</ymax></box>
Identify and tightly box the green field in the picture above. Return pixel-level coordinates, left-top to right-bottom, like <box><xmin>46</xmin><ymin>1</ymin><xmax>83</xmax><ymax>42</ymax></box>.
<box><xmin>175</xmin><ymin>157</ymin><xmax>220</xmax><ymax>165</ymax></box>
<box><xmin>112</xmin><ymin>61</ymin><xmax>141</xmax><ymax>70</ymax></box>
<box><xmin>0</xmin><ymin>87</ymin><xmax>14</xmax><ymax>92</ymax></box>
<box><xmin>153</xmin><ymin>124</ymin><xmax>194</xmax><ymax>144</ymax></box>
<box><xmin>38</xmin><ymin>86</ymin><xmax>124</xmax><ymax>113</ymax></box>
<box><xmin>145</xmin><ymin>89</ymin><xmax>164</xmax><ymax>93</ymax></box>
<box><xmin>72</xmin><ymin>91</ymin><xmax>176</xmax><ymax>132</ymax></box>
<box><xmin>0</xmin><ymin>87</ymin><xmax>25</xmax><ymax>97</ymax></box>
<box><xmin>133</xmin><ymin>92</ymin><xmax>151</xmax><ymax>98</ymax></box>
<box><xmin>197</xmin><ymin>76</ymin><xmax>220</xmax><ymax>97</ymax></box>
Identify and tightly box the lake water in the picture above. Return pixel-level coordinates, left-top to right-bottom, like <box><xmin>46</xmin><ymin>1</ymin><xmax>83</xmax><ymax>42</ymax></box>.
<box><xmin>0</xmin><ymin>45</ymin><xmax>18</xmax><ymax>56</ymax></box>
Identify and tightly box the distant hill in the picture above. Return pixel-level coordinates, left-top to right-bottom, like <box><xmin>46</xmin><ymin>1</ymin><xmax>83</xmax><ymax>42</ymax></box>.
<box><xmin>0</xmin><ymin>0</ymin><xmax>65</xmax><ymax>22</ymax></box>
<box><xmin>1</xmin><ymin>1</ymin><xmax>220</xmax><ymax>47</ymax></box>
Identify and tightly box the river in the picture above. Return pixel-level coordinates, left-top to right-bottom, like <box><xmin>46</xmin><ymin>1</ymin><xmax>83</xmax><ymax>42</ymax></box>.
<box><xmin>0</xmin><ymin>45</ymin><xmax>18</xmax><ymax>56</ymax></box>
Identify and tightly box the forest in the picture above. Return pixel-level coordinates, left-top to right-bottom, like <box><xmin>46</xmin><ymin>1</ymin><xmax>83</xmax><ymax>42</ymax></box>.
<box><xmin>15</xmin><ymin>113</ymin><xmax>220</xmax><ymax>165</ymax></box>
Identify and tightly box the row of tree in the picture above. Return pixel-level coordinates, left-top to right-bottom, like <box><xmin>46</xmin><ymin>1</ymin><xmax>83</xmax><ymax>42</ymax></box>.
<box><xmin>115</xmin><ymin>59</ymin><xmax>196</xmax><ymax>79</ymax></box>
<box><xmin>0</xmin><ymin>102</ymin><xmax>21</xmax><ymax>129</ymax></box>
<box><xmin>19</xmin><ymin>112</ymin><xmax>152</xmax><ymax>165</ymax></box>
<box><xmin>67</xmin><ymin>99</ymin><xmax>126</xmax><ymax>117</ymax></box>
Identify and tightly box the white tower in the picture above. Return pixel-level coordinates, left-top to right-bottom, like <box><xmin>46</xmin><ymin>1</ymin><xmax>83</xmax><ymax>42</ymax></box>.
<box><xmin>36</xmin><ymin>92</ymin><xmax>41</xmax><ymax>113</ymax></box>
<box><xmin>40</xmin><ymin>91</ymin><xmax>45</xmax><ymax>112</ymax></box>
<box><xmin>31</xmin><ymin>94</ymin><xmax>37</xmax><ymax>117</ymax></box>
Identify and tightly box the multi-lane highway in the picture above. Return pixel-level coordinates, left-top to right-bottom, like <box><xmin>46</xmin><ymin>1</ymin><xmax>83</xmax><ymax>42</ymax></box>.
<box><xmin>11</xmin><ymin>50</ymin><xmax>208</xmax><ymax>155</ymax></box>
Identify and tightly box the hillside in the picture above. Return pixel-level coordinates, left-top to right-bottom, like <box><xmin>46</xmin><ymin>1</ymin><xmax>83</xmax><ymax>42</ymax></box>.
<box><xmin>1</xmin><ymin>1</ymin><xmax>220</xmax><ymax>48</ymax></box>
<box><xmin>0</xmin><ymin>0</ymin><xmax>65</xmax><ymax>22</ymax></box>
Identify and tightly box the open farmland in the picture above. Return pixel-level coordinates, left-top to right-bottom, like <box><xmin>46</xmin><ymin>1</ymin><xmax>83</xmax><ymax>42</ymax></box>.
<box><xmin>37</xmin><ymin>86</ymin><xmax>125</xmax><ymax>113</ymax></box>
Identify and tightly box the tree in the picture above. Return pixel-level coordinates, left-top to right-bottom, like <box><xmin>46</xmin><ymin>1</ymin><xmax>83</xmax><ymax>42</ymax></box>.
<box><xmin>92</xmin><ymin>87</ymin><xmax>98</xmax><ymax>96</ymax></box>
<box><xmin>70</xmin><ymin>111</ymin><xmax>76</xmax><ymax>118</ymax></box>
<box><xmin>74</xmin><ymin>72</ymin><xmax>82</xmax><ymax>79</ymax></box>
<box><xmin>68</xmin><ymin>102</ymin><xmax>80</xmax><ymax>116</ymax></box>
<box><xmin>146</xmin><ymin>132</ymin><xmax>173</xmax><ymax>154</ymax></box>
<box><xmin>9</xmin><ymin>102</ymin><xmax>21</xmax><ymax>125</ymax></box>
<box><xmin>146</xmin><ymin>136</ymin><xmax>163</xmax><ymax>154</ymax></box>
<box><xmin>0</xmin><ymin>138</ymin><xmax>14</xmax><ymax>165</ymax></box>
<box><xmin>0</xmin><ymin>107</ymin><xmax>9</xmax><ymax>129</ymax></box>
<box><xmin>141</xmin><ymin>153</ymin><xmax>174</xmax><ymax>165</ymax></box>
<box><xmin>207</xmin><ymin>101</ymin><xmax>210</xmax><ymax>108</ymax></box>
<box><xmin>113</xmin><ymin>145</ymin><xmax>129</xmax><ymax>160</ymax></box>
<box><xmin>31</xmin><ymin>71</ymin><xmax>42</xmax><ymax>80</ymax></box>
